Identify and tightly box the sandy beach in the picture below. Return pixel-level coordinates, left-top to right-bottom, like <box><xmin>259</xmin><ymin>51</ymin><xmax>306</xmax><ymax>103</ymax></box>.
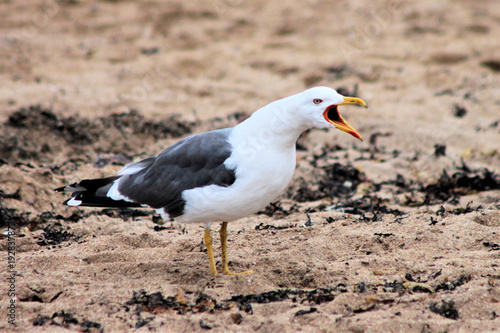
<box><xmin>1</xmin><ymin>0</ymin><xmax>499</xmax><ymax>332</ymax></box>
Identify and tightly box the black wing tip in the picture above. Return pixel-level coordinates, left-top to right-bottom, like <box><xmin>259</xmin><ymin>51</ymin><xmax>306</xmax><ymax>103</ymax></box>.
<box><xmin>55</xmin><ymin>177</ymin><xmax>143</xmax><ymax>208</ymax></box>
<box><xmin>54</xmin><ymin>182</ymin><xmax>79</xmax><ymax>192</ymax></box>
<box><xmin>55</xmin><ymin>186</ymin><xmax>66</xmax><ymax>192</ymax></box>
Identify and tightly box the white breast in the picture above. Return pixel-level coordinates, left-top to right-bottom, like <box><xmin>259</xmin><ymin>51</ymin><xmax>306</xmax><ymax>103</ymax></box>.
<box><xmin>177</xmin><ymin>134</ymin><xmax>297</xmax><ymax>224</ymax></box>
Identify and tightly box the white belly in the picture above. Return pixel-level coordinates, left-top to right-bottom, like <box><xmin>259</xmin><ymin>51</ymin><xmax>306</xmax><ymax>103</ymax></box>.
<box><xmin>178</xmin><ymin>146</ymin><xmax>296</xmax><ymax>224</ymax></box>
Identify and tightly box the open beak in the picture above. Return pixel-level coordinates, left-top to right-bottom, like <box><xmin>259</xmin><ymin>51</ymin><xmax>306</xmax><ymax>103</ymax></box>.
<box><xmin>323</xmin><ymin>96</ymin><xmax>367</xmax><ymax>141</ymax></box>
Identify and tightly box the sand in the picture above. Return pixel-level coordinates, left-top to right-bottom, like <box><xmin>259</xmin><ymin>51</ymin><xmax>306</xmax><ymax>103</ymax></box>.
<box><xmin>1</xmin><ymin>0</ymin><xmax>499</xmax><ymax>332</ymax></box>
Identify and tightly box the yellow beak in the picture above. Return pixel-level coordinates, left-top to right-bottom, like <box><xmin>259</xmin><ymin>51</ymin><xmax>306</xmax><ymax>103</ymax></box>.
<box><xmin>324</xmin><ymin>96</ymin><xmax>367</xmax><ymax>141</ymax></box>
<box><xmin>338</xmin><ymin>96</ymin><xmax>368</xmax><ymax>108</ymax></box>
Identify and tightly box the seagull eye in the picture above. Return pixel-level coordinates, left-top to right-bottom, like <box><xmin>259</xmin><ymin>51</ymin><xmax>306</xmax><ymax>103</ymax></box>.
<box><xmin>313</xmin><ymin>99</ymin><xmax>322</xmax><ymax>104</ymax></box>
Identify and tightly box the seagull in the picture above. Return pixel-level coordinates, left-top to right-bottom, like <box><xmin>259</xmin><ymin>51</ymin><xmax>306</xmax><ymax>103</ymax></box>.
<box><xmin>55</xmin><ymin>86</ymin><xmax>367</xmax><ymax>276</ymax></box>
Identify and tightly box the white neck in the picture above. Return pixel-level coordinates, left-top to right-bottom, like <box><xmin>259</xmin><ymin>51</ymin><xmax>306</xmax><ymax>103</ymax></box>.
<box><xmin>231</xmin><ymin>98</ymin><xmax>309</xmax><ymax>151</ymax></box>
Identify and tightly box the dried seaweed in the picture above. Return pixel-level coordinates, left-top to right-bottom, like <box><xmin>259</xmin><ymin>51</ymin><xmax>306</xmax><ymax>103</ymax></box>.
<box><xmin>0</xmin><ymin>106</ymin><xmax>194</xmax><ymax>164</ymax></box>
<box><xmin>294</xmin><ymin>307</ymin><xmax>317</xmax><ymax>316</ymax></box>
<box><xmin>434</xmin><ymin>144</ymin><xmax>447</xmax><ymax>157</ymax></box>
<box><xmin>227</xmin><ymin>286</ymin><xmax>345</xmax><ymax>313</ymax></box>
<box><xmin>0</xmin><ymin>188</ymin><xmax>21</xmax><ymax>200</ymax></box>
<box><xmin>292</xmin><ymin>162</ymin><xmax>366</xmax><ymax>202</ymax></box>
<box><xmin>382</xmin><ymin>281</ymin><xmax>406</xmax><ymax>295</ymax></box>
<box><xmin>257</xmin><ymin>201</ymin><xmax>298</xmax><ymax>217</ymax></box>
<box><xmin>483</xmin><ymin>242</ymin><xmax>500</xmax><ymax>251</ymax></box>
<box><xmin>254</xmin><ymin>223</ymin><xmax>294</xmax><ymax>230</ymax></box>
<box><xmin>80</xmin><ymin>320</ymin><xmax>103</xmax><ymax>333</ymax></box>
<box><xmin>329</xmin><ymin>196</ymin><xmax>406</xmax><ymax>222</ymax></box>
<box><xmin>38</xmin><ymin>211</ymin><xmax>83</xmax><ymax>223</ymax></box>
<box><xmin>423</xmin><ymin>166</ymin><xmax>500</xmax><ymax>204</ymax></box>
<box><xmin>126</xmin><ymin>290</ymin><xmax>230</xmax><ymax>316</ymax></box>
<box><xmin>33</xmin><ymin>311</ymin><xmax>102</xmax><ymax>332</ymax></box>
<box><xmin>37</xmin><ymin>226</ymin><xmax>81</xmax><ymax>246</ymax></box>
<box><xmin>434</xmin><ymin>275</ymin><xmax>472</xmax><ymax>292</ymax></box>
<box><xmin>453</xmin><ymin>104</ymin><xmax>467</xmax><ymax>118</ymax></box>
<box><xmin>429</xmin><ymin>300</ymin><xmax>459</xmax><ymax>319</ymax></box>
<box><xmin>0</xmin><ymin>206</ymin><xmax>32</xmax><ymax>229</ymax></box>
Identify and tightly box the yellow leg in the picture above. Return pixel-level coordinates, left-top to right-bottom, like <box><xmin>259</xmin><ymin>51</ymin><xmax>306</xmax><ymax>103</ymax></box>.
<box><xmin>204</xmin><ymin>228</ymin><xmax>218</xmax><ymax>277</ymax></box>
<box><xmin>220</xmin><ymin>222</ymin><xmax>253</xmax><ymax>276</ymax></box>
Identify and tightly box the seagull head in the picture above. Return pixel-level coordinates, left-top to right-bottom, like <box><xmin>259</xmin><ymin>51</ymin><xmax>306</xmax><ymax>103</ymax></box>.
<box><xmin>291</xmin><ymin>86</ymin><xmax>367</xmax><ymax>140</ymax></box>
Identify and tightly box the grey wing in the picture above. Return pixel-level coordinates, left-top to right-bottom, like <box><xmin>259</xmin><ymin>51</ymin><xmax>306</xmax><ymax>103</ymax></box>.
<box><xmin>117</xmin><ymin>128</ymin><xmax>236</xmax><ymax>218</ymax></box>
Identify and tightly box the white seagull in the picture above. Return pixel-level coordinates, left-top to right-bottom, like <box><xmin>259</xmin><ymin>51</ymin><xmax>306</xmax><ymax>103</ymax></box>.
<box><xmin>56</xmin><ymin>86</ymin><xmax>367</xmax><ymax>276</ymax></box>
